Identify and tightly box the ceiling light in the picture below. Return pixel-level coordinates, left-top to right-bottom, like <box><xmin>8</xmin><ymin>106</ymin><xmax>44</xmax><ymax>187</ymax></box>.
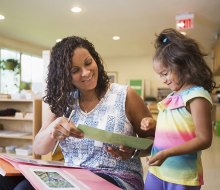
<box><xmin>56</xmin><ymin>39</ymin><xmax>62</xmax><ymax>43</ymax></box>
<box><xmin>112</xmin><ymin>36</ymin><xmax>120</xmax><ymax>40</ymax></box>
<box><xmin>0</xmin><ymin>15</ymin><xmax>5</xmax><ymax>20</ymax></box>
<box><xmin>71</xmin><ymin>7</ymin><xmax>82</xmax><ymax>13</ymax></box>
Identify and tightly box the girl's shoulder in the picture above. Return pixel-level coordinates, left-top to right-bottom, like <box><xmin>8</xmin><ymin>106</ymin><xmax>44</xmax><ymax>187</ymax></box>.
<box><xmin>158</xmin><ymin>86</ymin><xmax>212</xmax><ymax>110</ymax></box>
<box><xmin>180</xmin><ymin>86</ymin><xmax>212</xmax><ymax>104</ymax></box>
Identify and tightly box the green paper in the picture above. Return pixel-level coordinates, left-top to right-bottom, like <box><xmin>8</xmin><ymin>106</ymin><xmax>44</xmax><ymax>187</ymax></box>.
<box><xmin>78</xmin><ymin>124</ymin><xmax>153</xmax><ymax>150</ymax></box>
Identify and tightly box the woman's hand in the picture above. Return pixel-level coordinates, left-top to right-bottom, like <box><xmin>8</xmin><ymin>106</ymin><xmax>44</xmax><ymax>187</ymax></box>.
<box><xmin>106</xmin><ymin>145</ymin><xmax>135</xmax><ymax>160</ymax></box>
<box><xmin>141</xmin><ymin>117</ymin><xmax>156</xmax><ymax>131</ymax></box>
<box><xmin>50</xmin><ymin>117</ymin><xmax>84</xmax><ymax>140</ymax></box>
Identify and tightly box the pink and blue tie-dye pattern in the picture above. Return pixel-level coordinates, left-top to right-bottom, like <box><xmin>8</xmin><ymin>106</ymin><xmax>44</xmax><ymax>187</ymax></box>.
<box><xmin>149</xmin><ymin>86</ymin><xmax>212</xmax><ymax>186</ymax></box>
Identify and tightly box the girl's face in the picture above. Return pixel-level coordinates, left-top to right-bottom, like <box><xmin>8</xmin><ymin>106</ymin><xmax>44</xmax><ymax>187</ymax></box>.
<box><xmin>70</xmin><ymin>47</ymin><xmax>98</xmax><ymax>92</ymax></box>
<box><xmin>153</xmin><ymin>60</ymin><xmax>183</xmax><ymax>92</ymax></box>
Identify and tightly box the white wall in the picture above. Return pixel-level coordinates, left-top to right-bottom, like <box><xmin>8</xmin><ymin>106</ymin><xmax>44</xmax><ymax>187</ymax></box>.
<box><xmin>103</xmin><ymin>55</ymin><xmax>166</xmax><ymax>98</ymax></box>
<box><xmin>0</xmin><ymin>35</ymin><xmax>44</xmax><ymax>56</ymax></box>
<box><xmin>213</xmin><ymin>37</ymin><xmax>220</xmax><ymax>87</ymax></box>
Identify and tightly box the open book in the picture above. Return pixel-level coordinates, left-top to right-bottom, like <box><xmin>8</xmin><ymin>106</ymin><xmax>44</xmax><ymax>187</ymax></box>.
<box><xmin>0</xmin><ymin>154</ymin><xmax>121</xmax><ymax>190</ymax></box>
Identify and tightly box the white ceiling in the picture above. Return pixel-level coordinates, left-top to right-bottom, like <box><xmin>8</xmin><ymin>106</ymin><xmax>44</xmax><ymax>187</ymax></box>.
<box><xmin>0</xmin><ymin>0</ymin><xmax>220</xmax><ymax>58</ymax></box>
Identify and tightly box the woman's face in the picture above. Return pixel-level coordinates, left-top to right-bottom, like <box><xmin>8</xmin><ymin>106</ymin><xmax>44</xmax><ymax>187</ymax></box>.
<box><xmin>70</xmin><ymin>47</ymin><xmax>98</xmax><ymax>92</ymax></box>
<box><xmin>153</xmin><ymin>60</ymin><xmax>183</xmax><ymax>92</ymax></box>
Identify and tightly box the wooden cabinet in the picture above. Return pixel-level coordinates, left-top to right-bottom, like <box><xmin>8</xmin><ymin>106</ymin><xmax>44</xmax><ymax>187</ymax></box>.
<box><xmin>214</xmin><ymin>38</ymin><xmax>220</xmax><ymax>72</ymax></box>
<box><xmin>214</xmin><ymin>103</ymin><xmax>220</xmax><ymax>121</ymax></box>
<box><xmin>145</xmin><ymin>102</ymin><xmax>158</xmax><ymax>120</ymax></box>
<box><xmin>0</xmin><ymin>99</ymin><xmax>42</xmax><ymax>158</ymax></box>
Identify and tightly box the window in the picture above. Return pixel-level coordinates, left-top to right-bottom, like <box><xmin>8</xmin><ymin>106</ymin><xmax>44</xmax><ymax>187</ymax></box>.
<box><xmin>0</xmin><ymin>49</ymin><xmax>20</xmax><ymax>94</ymax></box>
<box><xmin>0</xmin><ymin>49</ymin><xmax>44</xmax><ymax>95</ymax></box>
<box><xmin>21</xmin><ymin>54</ymin><xmax>43</xmax><ymax>93</ymax></box>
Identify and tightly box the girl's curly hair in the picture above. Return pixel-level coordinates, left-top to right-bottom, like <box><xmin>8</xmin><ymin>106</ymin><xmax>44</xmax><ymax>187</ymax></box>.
<box><xmin>43</xmin><ymin>36</ymin><xmax>109</xmax><ymax>116</ymax></box>
<box><xmin>153</xmin><ymin>28</ymin><xmax>217</xmax><ymax>93</ymax></box>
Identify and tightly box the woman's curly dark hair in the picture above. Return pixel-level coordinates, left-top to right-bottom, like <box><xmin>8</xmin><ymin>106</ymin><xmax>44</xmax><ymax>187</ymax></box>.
<box><xmin>153</xmin><ymin>28</ymin><xmax>217</xmax><ymax>93</ymax></box>
<box><xmin>43</xmin><ymin>36</ymin><xmax>109</xmax><ymax>116</ymax></box>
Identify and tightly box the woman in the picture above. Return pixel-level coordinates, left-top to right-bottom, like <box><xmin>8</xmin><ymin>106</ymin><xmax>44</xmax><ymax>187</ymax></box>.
<box><xmin>33</xmin><ymin>36</ymin><xmax>155</xmax><ymax>190</ymax></box>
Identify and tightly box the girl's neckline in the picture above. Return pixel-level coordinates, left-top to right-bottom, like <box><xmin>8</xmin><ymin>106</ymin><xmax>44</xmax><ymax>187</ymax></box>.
<box><xmin>171</xmin><ymin>86</ymin><xmax>201</xmax><ymax>96</ymax></box>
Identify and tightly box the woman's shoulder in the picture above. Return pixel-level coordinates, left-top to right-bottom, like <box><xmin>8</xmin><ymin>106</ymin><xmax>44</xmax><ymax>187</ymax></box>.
<box><xmin>110</xmin><ymin>83</ymin><xmax>128</xmax><ymax>92</ymax></box>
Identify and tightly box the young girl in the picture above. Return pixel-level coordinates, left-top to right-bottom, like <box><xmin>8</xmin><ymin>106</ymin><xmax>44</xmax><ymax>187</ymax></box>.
<box><xmin>141</xmin><ymin>28</ymin><xmax>217</xmax><ymax>190</ymax></box>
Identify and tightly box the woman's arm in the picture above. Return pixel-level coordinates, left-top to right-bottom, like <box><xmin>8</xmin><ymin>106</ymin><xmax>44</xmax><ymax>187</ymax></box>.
<box><xmin>33</xmin><ymin>104</ymin><xmax>83</xmax><ymax>155</ymax></box>
<box><xmin>126</xmin><ymin>86</ymin><xmax>156</xmax><ymax>157</ymax></box>
<box><xmin>126</xmin><ymin>86</ymin><xmax>156</xmax><ymax>138</ymax></box>
<box><xmin>106</xmin><ymin>87</ymin><xmax>156</xmax><ymax>160</ymax></box>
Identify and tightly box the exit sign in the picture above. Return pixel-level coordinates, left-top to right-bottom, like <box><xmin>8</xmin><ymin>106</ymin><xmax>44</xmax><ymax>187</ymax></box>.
<box><xmin>176</xmin><ymin>13</ymin><xmax>194</xmax><ymax>30</ymax></box>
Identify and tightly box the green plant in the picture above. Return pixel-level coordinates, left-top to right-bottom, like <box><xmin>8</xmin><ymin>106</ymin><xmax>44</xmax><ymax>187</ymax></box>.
<box><xmin>0</xmin><ymin>59</ymin><xmax>21</xmax><ymax>73</ymax></box>
<box><xmin>20</xmin><ymin>81</ymin><xmax>32</xmax><ymax>91</ymax></box>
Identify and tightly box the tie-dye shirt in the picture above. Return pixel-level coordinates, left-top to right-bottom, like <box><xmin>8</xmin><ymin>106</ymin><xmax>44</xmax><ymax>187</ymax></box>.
<box><xmin>60</xmin><ymin>83</ymin><xmax>144</xmax><ymax>190</ymax></box>
<box><xmin>149</xmin><ymin>86</ymin><xmax>212</xmax><ymax>186</ymax></box>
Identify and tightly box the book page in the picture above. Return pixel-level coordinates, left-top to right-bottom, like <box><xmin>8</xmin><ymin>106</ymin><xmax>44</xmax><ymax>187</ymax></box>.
<box><xmin>0</xmin><ymin>154</ymin><xmax>82</xmax><ymax>168</ymax></box>
<box><xmin>78</xmin><ymin>124</ymin><xmax>153</xmax><ymax>149</ymax></box>
<box><xmin>19</xmin><ymin>165</ymin><xmax>91</xmax><ymax>190</ymax></box>
<box><xmin>31</xmin><ymin>168</ymin><xmax>82</xmax><ymax>190</ymax></box>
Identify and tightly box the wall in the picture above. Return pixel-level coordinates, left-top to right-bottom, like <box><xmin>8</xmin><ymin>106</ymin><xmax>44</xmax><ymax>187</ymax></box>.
<box><xmin>0</xmin><ymin>36</ymin><xmax>168</xmax><ymax>98</ymax></box>
<box><xmin>103</xmin><ymin>42</ymin><xmax>215</xmax><ymax>98</ymax></box>
<box><xmin>214</xmin><ymin>37</ymin><xmax>220</xmax><ymax>70</ymax></box>
<box><xmin>214</xmin><ymin>37</ymin><xmax>220</xmax><ymax>87</ymax></box>
<box><xmin>0</xmin><ymin>35</ymin><xmax>44</xmax><ymax>56</ymax></box>
<box><xmin>1</xmin><ymin>35</ymin><xmax>216</xmax><ymax>99</ymax></box>
<box><xmin>103</xmin><ymin>55</ymin><xmax>166</xmax><ymax>98</ymax></box>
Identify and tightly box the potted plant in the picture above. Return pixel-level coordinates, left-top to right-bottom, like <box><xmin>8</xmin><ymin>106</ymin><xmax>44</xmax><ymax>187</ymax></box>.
<box><xmin>0</xmin><ymin>59</ymin><xmax>21</xmax><ymax>73</ymax></box>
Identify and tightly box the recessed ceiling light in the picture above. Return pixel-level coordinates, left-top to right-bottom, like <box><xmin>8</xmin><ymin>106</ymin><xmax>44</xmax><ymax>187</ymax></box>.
<box><xmin>56</xmin><ymin>39</ymin><xmax>62</xmax><ymax>43</ymax></box>
<box><xmin>0</xmin><ymin>15</ymin><xmax>5</xmax><ymax>20</ymax></box>
<box><xmin>112</xmin><ymin>36</ymin><xmax>120</xmax><ymax>40</ymax></box>
<box><xmin>71</xmin><ymin>7</ymin><xmax>82</xmax><ymax>13</ymax></box>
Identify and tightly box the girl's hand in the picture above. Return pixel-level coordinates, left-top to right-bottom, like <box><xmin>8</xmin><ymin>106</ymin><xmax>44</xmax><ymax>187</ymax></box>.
<box><xmin>50</xmin><ymin>117</ymin><xmax>83</xmax><ymax>140</ymax></box>
<box><xmin>148</xmin><ymin>150</ymin><xmax>168</xmax><ymax>166</ymax></box>
<box><xmin>105</xmin><ymin>145</ymin><xmax>135</xmax><ymax>160</ymax></box>
<box><xmin>141</xmin><ymin>117</ymin><xmax>156</xmax><ymax>131</ymax></box>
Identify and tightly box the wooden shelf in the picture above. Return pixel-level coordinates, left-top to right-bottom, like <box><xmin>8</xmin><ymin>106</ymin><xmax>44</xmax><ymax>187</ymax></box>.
<box><xmin>0</xmin><ymin>99</ymin><xmax>33</xmax><ymax>102</ymax></box>
<box><xmin>0</xmin><ymin>135</ymin><xmax>33</xmax><ymax>140</ymax></box>
<box><xmin>0</xmin><ymin>116</ymin><xmax>32</xmax><ymax>121</ymax></box>
<box><xmin>0</xmin><ymin>99</ymin><xmax>42</xmax><ymax>158</ymax></box>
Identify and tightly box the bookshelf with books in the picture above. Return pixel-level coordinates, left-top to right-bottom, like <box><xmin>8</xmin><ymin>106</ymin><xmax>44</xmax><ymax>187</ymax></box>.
<box><xmin>0</xmin><ymin>99</ymin><xmax>42</xmax><ymax>158</ymax></box>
